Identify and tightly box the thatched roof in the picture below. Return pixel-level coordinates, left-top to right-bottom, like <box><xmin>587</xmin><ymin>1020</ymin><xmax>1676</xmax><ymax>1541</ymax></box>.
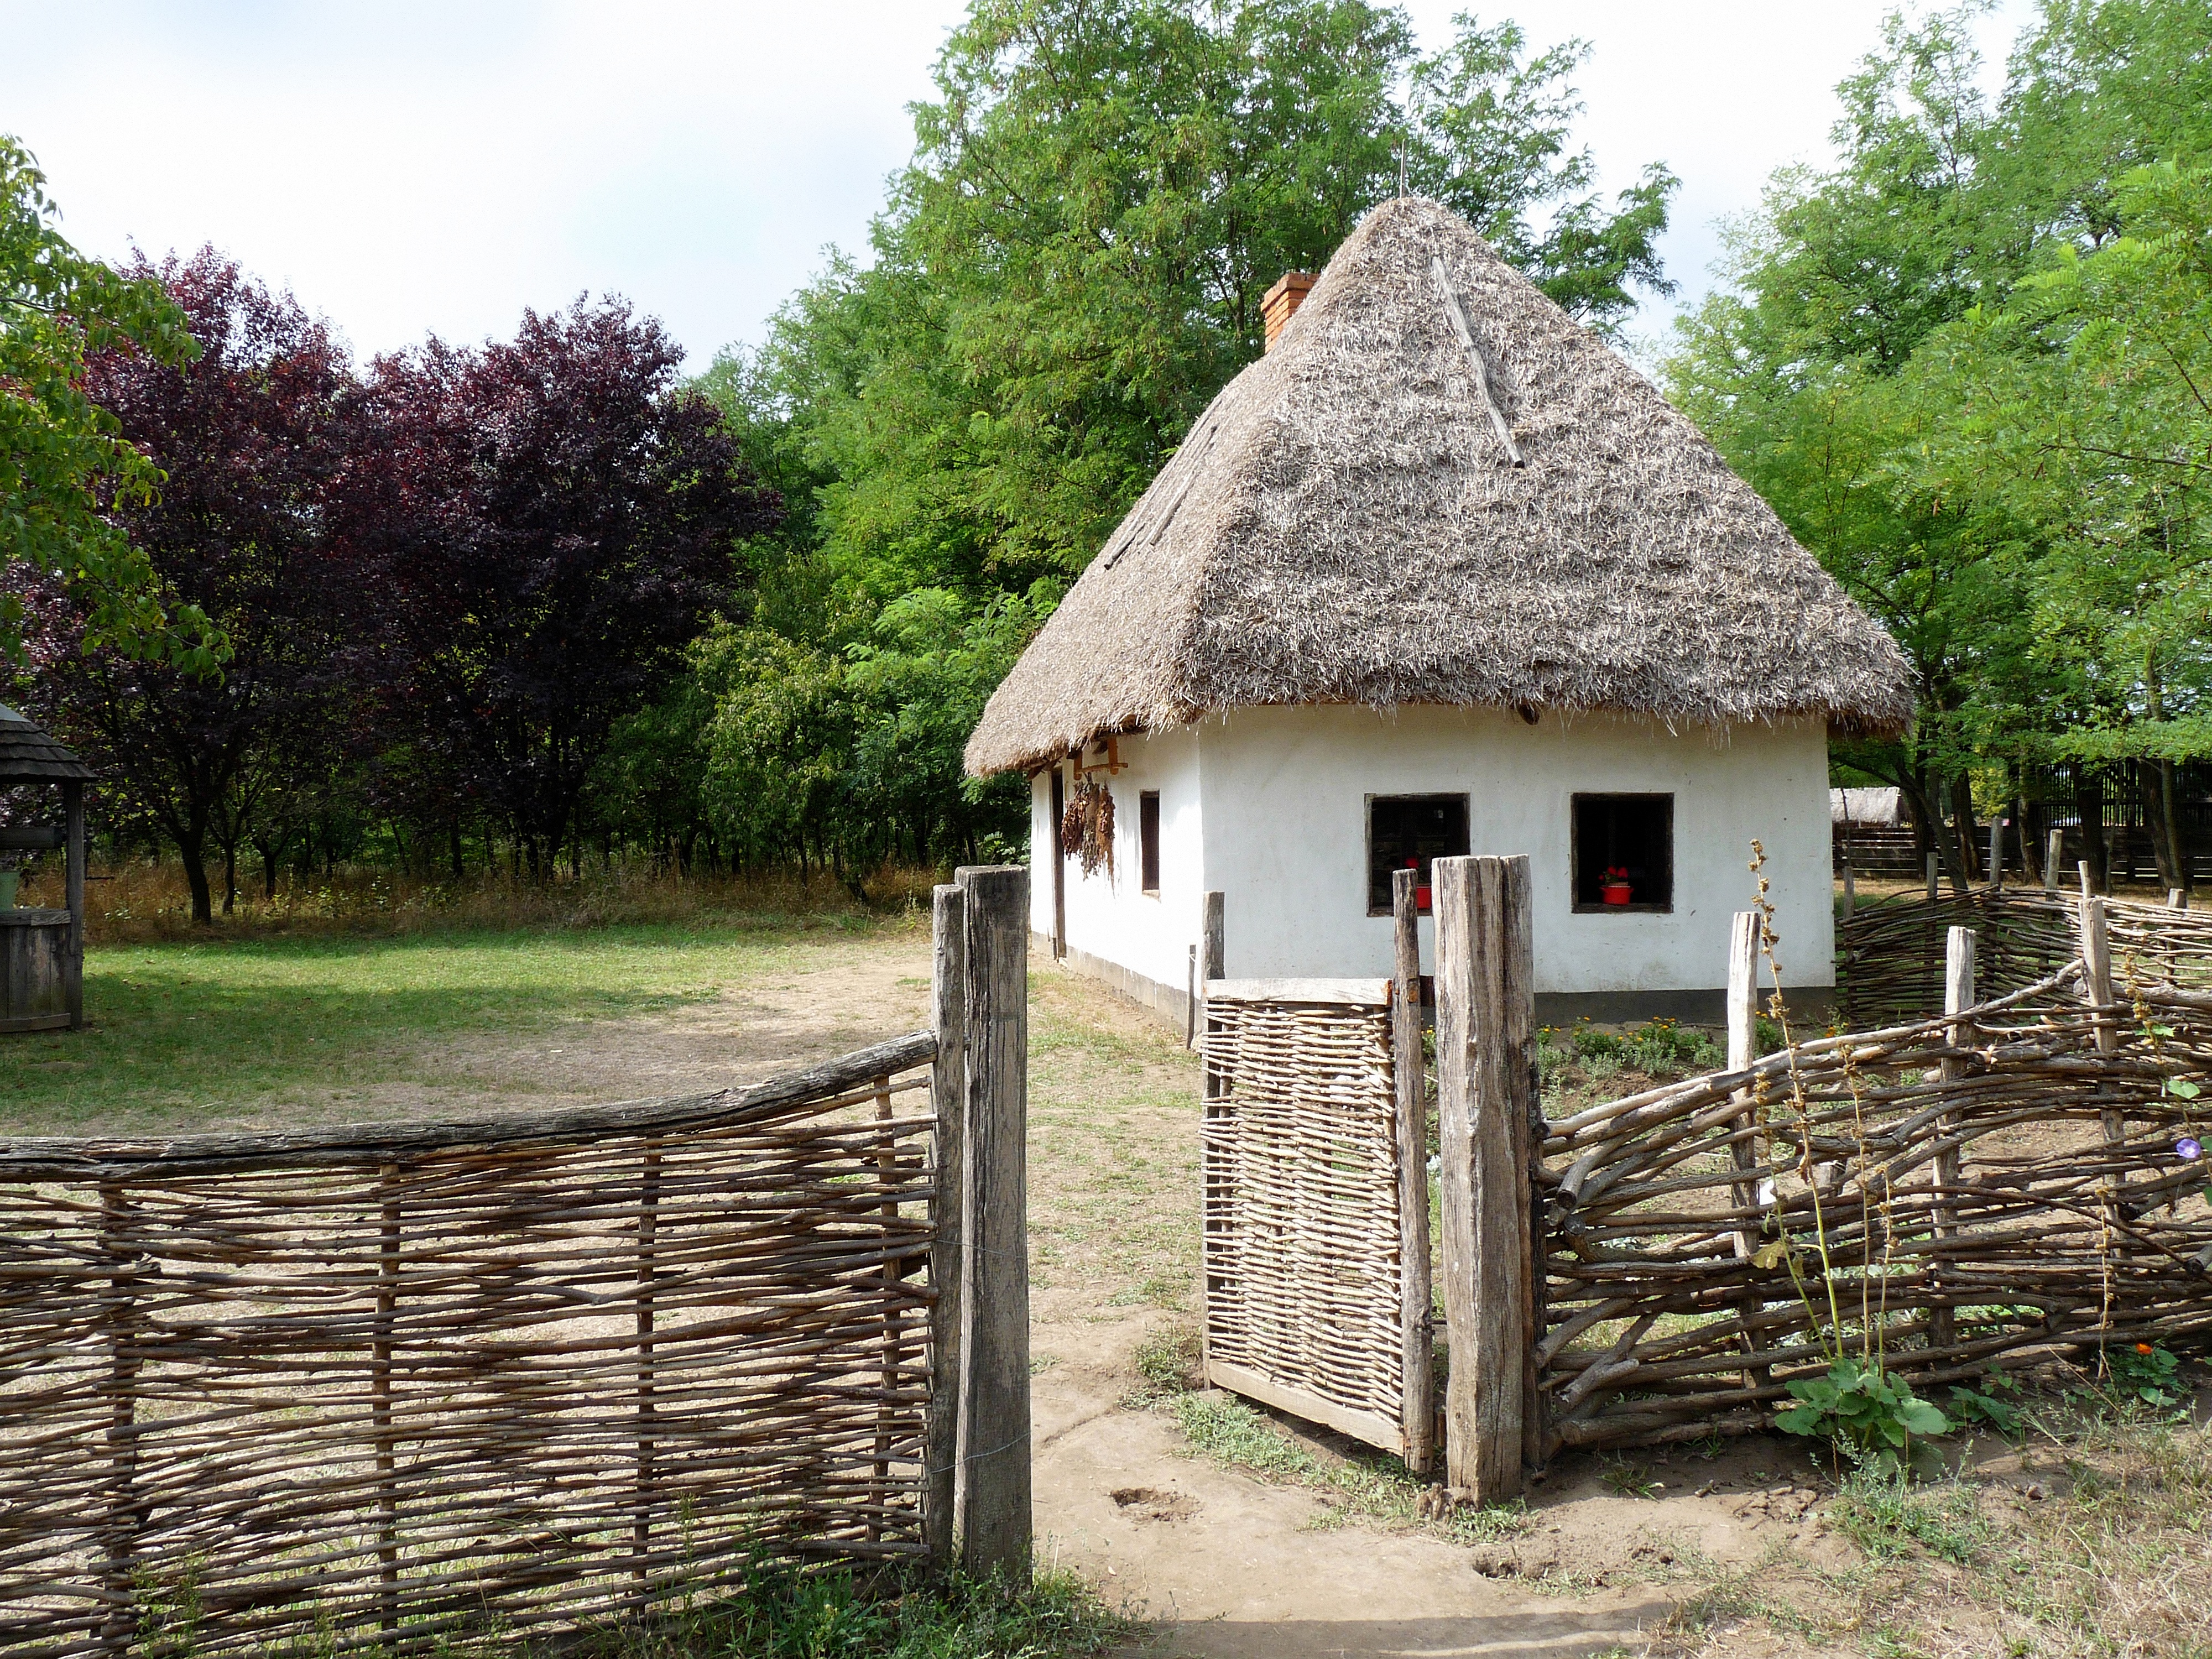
<box><xmin>0</xmin><ymin>705</ymin><xmax>92</xmax><ymax>785</ymax></box>
<box><xmin>966</xmin><ymin>196</ymin><xmax>1914</xmax><ymax>777</ymax></box>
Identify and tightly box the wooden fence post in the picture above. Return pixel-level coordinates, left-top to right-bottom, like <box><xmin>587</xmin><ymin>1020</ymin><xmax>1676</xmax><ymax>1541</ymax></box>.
<box><xmin>2046</xmin><ymin>828</ymin><xmax>2065</xmax><ymax>891</ymax></box>
<box><xmin>925</xmin><ymin>884</ymin><xmax>967</xmax><ymax>1567</ymax></box>
<box><xmin>1989</xmin><ymin>820</ymin><xmax>2005</xmax><ymax>892</ymax></box>
<box><xmin>64</xmin><ymin>778</ymin><xmax>84</xmax><ymax>1030</ymax></box>
<box><xmin>1725</xmin><ymin>912</ymin><xmax>1772</xmax><ymax>1396</ymax></box>
<box><xmin>1926</xmin><ymin>851</ymin><xmax>1940</xmax><ymax>903</ymax></box>
<box><xmin>1725</xmin><ymin>912</ymin><xmax>1760</xmax><ymax>1259</ymax></box>
<box><xmin>1841</xmin><ymin>860</ymin><xmax>1856</xmax><ymax>921</ymax></box>
<box><xmin>955</xmin><ymin>865</ymin><xmax>1030</xmax><ymax>1578</ymax></box>
<box><xmin>1390</xmin><ymin>868</ymin><xmax>1434</xmax><ymax>1475</ymax></box>
<box><xmin>1185</xmin><ymin>943</ymin><xmax>1197</xmax><ymax>1050</ymax></box>
<box><xmin>1201</xmin><ymin>891</ymin><xmax>1225</xmax><ymax>1095</ymax></box>
<box><xmin>1433</xmin><ymin>854</ymin><xmax>1535</xmax><ymax>1502</ymax></box>
<box><xmin>1929</xmin><ymin>927</ymin><xmax>1975</xmax><ymax>1351</ymax></box>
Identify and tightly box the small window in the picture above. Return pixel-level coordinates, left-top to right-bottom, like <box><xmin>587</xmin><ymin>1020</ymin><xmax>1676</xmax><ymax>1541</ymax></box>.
<box><xmin>1368</xmin><ymin>795</ymin><xmax>1470</xmax><ymax>915</ymax></box>
<box><xmin>1140</xmin><ymin>791</ymin><xmax>1161</xmax><ymax>895</ymax></box>
<box><xmin>1572</xmin><ymin>794</ymin><xmax>1673</xmax><ymax>912</ymax></box>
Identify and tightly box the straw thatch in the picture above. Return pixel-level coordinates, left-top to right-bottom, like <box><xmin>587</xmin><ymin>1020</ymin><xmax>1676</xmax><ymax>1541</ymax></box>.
<box><xmin>966</xmin><ymin>197</ymin><xmax>1914</xmax><ymax>777</ymax></box>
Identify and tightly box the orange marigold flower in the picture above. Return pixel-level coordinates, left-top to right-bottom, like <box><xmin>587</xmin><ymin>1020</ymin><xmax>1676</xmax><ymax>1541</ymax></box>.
<box><xmin>2137</xmin><ymin>1342</ymin><xmax>2156</xmax><ymax>1355</ymax></box>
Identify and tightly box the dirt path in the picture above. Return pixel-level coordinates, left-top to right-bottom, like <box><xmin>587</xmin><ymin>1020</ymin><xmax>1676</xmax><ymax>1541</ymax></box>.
<box><xmin>1021</xmin><ymin>959</ymin><xmax>1709</xmax><ymax>1658</ymax></box>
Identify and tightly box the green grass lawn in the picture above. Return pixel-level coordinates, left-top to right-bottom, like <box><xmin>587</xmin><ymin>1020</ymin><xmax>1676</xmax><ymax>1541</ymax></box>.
<box><xmin>2</xmin><ymin>915</ymin><xmax>907</xmax><ymax>1136</ymax></box>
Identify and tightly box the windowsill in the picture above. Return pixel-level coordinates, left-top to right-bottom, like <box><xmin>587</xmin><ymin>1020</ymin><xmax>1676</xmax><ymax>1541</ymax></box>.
<box><xmin>1366</xmin><ymin>909</ymin><xmax>1434</xmax><ymax>919</ymax></box>
<box><xmin>1572</xmin><ymin>902</ymin><xmax>1673</xmax><ymax>915</ymax></box>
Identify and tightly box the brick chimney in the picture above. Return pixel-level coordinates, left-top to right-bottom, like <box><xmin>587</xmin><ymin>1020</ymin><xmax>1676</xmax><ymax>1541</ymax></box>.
<box><xmin>1261</xmin><ymin>272</ymin><xmax>1316</xmax><ymax>351</ymax></box>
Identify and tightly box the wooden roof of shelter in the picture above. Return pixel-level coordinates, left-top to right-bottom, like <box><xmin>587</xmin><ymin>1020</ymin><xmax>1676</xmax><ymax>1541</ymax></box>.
<box><xmin>0</xmin><ymin>705</ymin><xmax>94</xmax><ymax>784</ymax></box>
<box><xmin>965</xmin><ymin>196</ymin><xmax>1915</xmax><ymax>777</ymax></box>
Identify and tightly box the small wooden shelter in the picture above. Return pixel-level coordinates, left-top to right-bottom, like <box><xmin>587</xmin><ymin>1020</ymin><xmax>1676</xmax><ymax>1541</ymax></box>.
<box><xmin>0</xmin><ymin>704</ymin><xmax>90</xmax><ymax>1032</ymax></box>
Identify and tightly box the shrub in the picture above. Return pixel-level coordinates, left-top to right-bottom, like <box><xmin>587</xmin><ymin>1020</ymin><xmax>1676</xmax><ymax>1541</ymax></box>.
<box><xmin>1776</xmin><ymin>1357</ymin><xmax>1949</xmax><ymax>1473</ymax></box>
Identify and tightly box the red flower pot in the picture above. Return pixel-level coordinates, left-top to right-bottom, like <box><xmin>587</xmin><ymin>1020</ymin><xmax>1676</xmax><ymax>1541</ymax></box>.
<box><xmin>1600</xmin><ymin>882</ymin><xmax>1633</xmax><ymax>906</ymax></box>
<box><xmin>1415</xmin><ymin>884</ymin><xmax>1432</xmax><ymax>911</ymax></box>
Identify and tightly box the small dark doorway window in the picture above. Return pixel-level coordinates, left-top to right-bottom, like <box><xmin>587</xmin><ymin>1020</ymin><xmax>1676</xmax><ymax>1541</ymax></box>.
<box><xmin>1572</xmin><ymin>794</ymin><xmax>1673</xmax><ymax>912</ymax></box>
<box><xmin>1140</xmin><ymin>791</ymin><xmax>1161</xmax><ymax>894</ymax></box>
<box><xmin>1368</xmin><ymin>795</ymin><xmax>1470</xmax><ymax>915</ymax></box>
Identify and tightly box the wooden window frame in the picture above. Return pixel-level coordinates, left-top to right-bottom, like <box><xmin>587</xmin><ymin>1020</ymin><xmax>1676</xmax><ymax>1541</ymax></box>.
<box><xmin>1569</xmin><ymin>791</ymin><xmax>1675</xmax><ymax>915</ymax></box>
<box><xmin>1364</xmin><ymin>792</ymin><xmax>1472</xmax><ymax>917</ymax></box>
<box><xmin>1139</xmin><ymin>790</ymin><xmax>1161</xmax><ymax>896</ymax></box>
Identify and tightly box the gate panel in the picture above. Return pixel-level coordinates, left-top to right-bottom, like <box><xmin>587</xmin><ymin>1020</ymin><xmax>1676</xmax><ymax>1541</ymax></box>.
<box><xmin>1199</xmin><ymin>979</ymin><xmax>1411</xmax><ymax>1454</ymax></box>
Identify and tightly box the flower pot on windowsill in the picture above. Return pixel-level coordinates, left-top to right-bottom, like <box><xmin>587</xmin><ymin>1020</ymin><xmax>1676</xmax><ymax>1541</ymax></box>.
<box><xmin>1600</xmin><ymin>882</ymin><xmax>1632</xmax><ymax>906</ymax></box>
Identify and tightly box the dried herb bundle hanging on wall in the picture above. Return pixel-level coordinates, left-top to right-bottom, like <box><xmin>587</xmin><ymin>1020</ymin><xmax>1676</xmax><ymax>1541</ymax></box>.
<box><xmin>1060</xmin><ymin>776</ymin><xmax>1116</xmax><ymax>878</ymax></box>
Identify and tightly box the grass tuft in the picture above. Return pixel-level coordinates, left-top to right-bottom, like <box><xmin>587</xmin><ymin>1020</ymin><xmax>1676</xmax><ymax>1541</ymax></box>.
<box><xmin>580</xmin><ymin>1562</ymin><xmax>1140</xmax><ymax>1659</ymax></box>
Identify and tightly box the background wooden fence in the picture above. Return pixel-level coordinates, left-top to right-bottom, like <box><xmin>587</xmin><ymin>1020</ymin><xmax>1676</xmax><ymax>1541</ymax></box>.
<box><xmin>1838</xmin><ymin>886</ymin><xmax>2212</xmax><ymax>1027</ymax></box>
<box><xmin>0</xmin><ymin>865</ymin><xmax>1031</xmax><ymax>1659</ymax></box>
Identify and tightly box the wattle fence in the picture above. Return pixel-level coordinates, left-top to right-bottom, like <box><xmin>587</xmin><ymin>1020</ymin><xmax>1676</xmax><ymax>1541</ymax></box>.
<box><xmin>0</xmin><ymin>867</ymin><xmax>1034</xmax><ymax>1659</ymax></box>
<box><xmin>1201</xmin><ymin>866</ymin><xmax>2212</xmax><ymax>1504</ymax></box>
<box><xmin>1837</xmin><ymin>887</ymin><xmax>2212</xmax><ymax>1027</ymax></box>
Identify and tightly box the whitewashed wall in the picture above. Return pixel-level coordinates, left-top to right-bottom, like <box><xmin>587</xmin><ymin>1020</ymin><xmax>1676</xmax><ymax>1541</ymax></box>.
<box><xmin>1193</xmin><ymin>705</ymin><xmax>1833</xmax><ymax>992</ymax></box>
<box><xmin>1027</xmin><ymin>727</ymin><xmax>1206</xmax><ymax>998</ymax></box>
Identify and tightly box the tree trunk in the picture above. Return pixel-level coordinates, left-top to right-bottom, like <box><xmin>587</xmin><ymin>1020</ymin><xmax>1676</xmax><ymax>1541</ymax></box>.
<box><xmin>2160</xmin><ymin>759</ymin><xmax>2189</xmax><ymax>895</ymax></box>
<box><xmin>179</xmin><ymin>826</ymin><xmax>215</xmax><ymax>926</ymax></box>
<box><xmin>255</xmin><ymin>837</ymin><xmax>280</xmax><ymax>900</ymax></box>
<box><xmin>2076</xmin><ymin>765</ymin><xmax>2109</xmax><ymax>892</ymax></box>
<box><xmin>450</xmin><ymin>820</ymin><xmax>465</xmax><ymax>882</ymax></box>
<box><xmin>1950</xmin><ymin>772</ymin><xmax>1981</xmax><ymax>888</ymax></box>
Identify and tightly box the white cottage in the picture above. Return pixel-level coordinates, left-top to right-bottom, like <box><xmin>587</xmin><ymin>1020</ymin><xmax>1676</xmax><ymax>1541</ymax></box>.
<box><xmin>963</xmin><ymin>197</ymin><xmax>1914</xmax><ymax>1025</ymax></box>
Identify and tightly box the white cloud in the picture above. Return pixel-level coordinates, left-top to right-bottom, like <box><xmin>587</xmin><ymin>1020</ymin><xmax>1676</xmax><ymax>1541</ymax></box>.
<box><xmin>0</xmin><ymin>0</ymin><xmax>2035</xmax><ymax>367</ymax></box>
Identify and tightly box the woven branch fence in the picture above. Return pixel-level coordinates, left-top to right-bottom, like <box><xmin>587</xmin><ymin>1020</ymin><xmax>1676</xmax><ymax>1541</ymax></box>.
<box><xmin>1199</xmin><ymin>981</ymin><xmax>1412</xmax><ymax>1456</ymax></box>
<box><xmin>1537</xmin><ymin>934</ymin><xmax>2212</xmax><ymax>1454</ymax></box>
<box><xmin>0</xmin><ymin>864</ymin><xmax>1036</xmax><ymax>1659</ymax></box>
<box><xmin>1837</xmin><ymin>888</ymin><xmax>2212</xmax><ymax>1027</ymax></box>
<box><xmin>1196</xmin><ymin>863</ymin><xmax>2212</xmax><ymax>1505</ymax></box>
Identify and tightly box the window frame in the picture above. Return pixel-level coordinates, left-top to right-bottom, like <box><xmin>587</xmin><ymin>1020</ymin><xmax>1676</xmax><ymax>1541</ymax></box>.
<box><xmin>1569</xmin><ymin>791</ymin><xmax>1676</xmax><ymax>915</ymax></box>
<box><xmin>1139</xmin><ymin>790</ymin><xmax>1161</xmax><ymax>896</ymax></box>
<box><xmin>1364</xmin><ymin>791</ymin><xmax>1473</xmax><ymax>917</ymax></box>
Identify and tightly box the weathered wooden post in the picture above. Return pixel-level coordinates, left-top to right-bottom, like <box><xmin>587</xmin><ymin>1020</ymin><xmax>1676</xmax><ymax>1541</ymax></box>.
<box><xmin>1840</xmin><ymin>860</ymin><xmax>1856</xmax><ymax>921</ymax></box>
<box><xmin>2046</xmin><ymin>828</ymin><xmax>2065</xmax><ymax>891</ymax></box>
<box><xmin>1433</xmin><ymin>854</ymin><xmax>1535</xmax><ymax>1502</ymax></box>
<box><xmin>1201</xmin><ymin>890</ymin><xmax>1225</xmax><ymax>1097</ymax></box>
<box><xmin>1928</xmin><ymin>926</ymin><xmax>1975</xmax><ymax>1351</ymax></box>
<box><xmin>1988</xmin><ymin>819</ymin><xmax>2005</xmax><ymax>892</ymax></box>
<box><xmin>1048</xmin><ymin>763</ymin><xmax>1067</xmax><ymax>961</ymax></box>
<box><xmin>954</xmin><ymin>864</ymin><xmax>1030</xmax><ymax>1577</ymax></box>
<box><xmin>1926</xmin><ymin>851</ymin><xmax>1940</xmax><ymax>903</ymax></box>
<box><xmin>1725</xmin><ymin>911</ymin><xmax>1772</xmax><ymax>1395</ymax></box>
<box><xmin>1390</xmin><ymin>867</ymin><xmax>1433</xmax><ymax>1475</ymax></box>
<box><xmin>1725</xmin><ymin>911</ymin><xmax>1761</xmax><ymax>1259</ymax></box>
<box><xmin>64</xmin><ymin>778</ymin><xmax>84</xmax><ymax>1030</ymax></box>
<box><xmin>925</xmin><ymin>884</ymin><xmax>968</xmax><ymax>1567</ymax></box>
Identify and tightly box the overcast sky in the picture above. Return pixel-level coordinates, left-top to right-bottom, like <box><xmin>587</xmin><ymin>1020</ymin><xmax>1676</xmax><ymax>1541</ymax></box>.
<box><xmin>1</xmin><ymin>2</ymin><xmax>2032</xmax><ymax>369</ymax></box>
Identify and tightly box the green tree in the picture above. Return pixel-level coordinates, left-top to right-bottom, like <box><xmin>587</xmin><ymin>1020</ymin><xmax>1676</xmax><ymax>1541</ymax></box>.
<box><xmin>0</xmin><ymin>137</ymin><xmax>218</xmax><ymax>670</ymax></box>
<box><xmin>749</xmin><ymin>0</ymin><xmax>1677</xmax><ymax>612</ymax></box>
<box><xmin>1663</xmin><ymin>0</ymin><xmax>2212</xmax><ymax>883</ymax></box>
<box><xmin>1895</xmin><ymin>160</ymin><xmax>2212</xmax><ymax>885</ymax></box>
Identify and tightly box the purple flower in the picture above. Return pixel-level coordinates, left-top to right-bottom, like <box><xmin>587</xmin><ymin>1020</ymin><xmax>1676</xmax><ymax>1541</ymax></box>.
<box><xmin>2179</xmin><ymin>1137</ymin><xmax>2204</xmax><ymax>1162</ymax></box>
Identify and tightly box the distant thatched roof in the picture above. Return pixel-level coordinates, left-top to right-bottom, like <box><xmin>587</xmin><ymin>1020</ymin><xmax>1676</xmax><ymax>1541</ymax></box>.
<box><xmin>966</xmin><ymin>197</ymin><xmax>1914</xmax><ymax>777</ymax></box>
<box><xmin>0</xmin><ymin>705</ymin><xmax>92</xmax><ymax>785</ymax></box>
